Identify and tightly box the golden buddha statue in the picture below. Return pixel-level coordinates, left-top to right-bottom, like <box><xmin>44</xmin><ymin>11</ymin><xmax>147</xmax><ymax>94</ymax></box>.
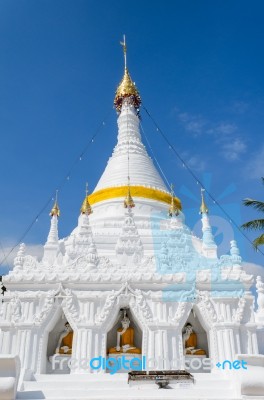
<box><xmin>108</xmin><ymin>311</ymin><xmax>141</xmax><ymax>354</ymax></box>
<box><xmin>56</xmin><ymin>322</ymin><xmax>73</xmax><ymax>355</ymax></box>
<box><xmin>183</xmin><ymin>323</ymin><xmax>206</xmax><ymax>356</ymax></box>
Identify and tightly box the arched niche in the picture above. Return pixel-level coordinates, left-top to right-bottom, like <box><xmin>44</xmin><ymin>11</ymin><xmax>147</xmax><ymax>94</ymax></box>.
<box><xmin>106</xmin><ymin>308</ymin><xmax>142</xmax><ymax>358</ymax></box>
<box><xmin>182</xmin><ymin>307</ymin><xmax>210</xmax><ymax>373</ymax></box>
<box><xmin>184</xmin><ymin>308</ymin><xmax>209</xmax><ymax>354</ymax></box>
<box><xmin>42</xmin><ymin>308</ymin><xmax>74</xmax><ymax>374</ymax></box>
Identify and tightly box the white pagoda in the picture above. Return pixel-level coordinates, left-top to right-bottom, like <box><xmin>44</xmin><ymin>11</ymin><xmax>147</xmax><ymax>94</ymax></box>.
<box><xmin>1</xmin><ymin>40</ymin><xmax>264</xmax><ymax>400</ymax></box>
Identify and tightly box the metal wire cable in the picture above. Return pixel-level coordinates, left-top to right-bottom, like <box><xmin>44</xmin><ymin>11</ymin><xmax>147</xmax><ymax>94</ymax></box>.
<box><xmin>139</xmin><ymin>120</ymin><xmax>171</xmax><ymax>190</ymax></box>
<box><xmin>142</xmin><ymin>104</ymin><xmax>264</xmax><ymax>257</ymax></box>
<box><xmin>0</xmin><ymin>108</ymin><xmax>112</xmax><ymax>267</ymax></box>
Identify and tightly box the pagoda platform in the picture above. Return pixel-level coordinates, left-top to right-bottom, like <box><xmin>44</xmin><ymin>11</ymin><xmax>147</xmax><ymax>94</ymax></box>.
<box><xmin>16</xmin><ymin>372</ymin><xmax>243</xmax><ymax>400</ymax></box>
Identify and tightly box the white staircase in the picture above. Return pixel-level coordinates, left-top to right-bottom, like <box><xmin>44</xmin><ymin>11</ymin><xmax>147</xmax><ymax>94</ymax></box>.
<box><xmin>16</xmin><ymin>373</ymin><xmax>241</xmax><ymax>400</ymax></box>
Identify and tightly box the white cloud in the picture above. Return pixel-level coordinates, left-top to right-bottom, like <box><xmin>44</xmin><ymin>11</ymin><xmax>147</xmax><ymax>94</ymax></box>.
<box><xmin>242</xmin><ymin>261</ymin><xmax>264</xmax><ymax>280</ymax></box>
<box><xmin>231</xmin><ymin>101</ymin><xmax>249</xmax><ymax>114</ymax></box>
<box><xmin>187</xmin><ymin>156</ymin><xmax>206</xmax><ymax>171</ymax></box>
<box><xmin>221</xmin><ymin>138</ymin><xmax>247</xmax><ymax>161</ymax></box>
<box><xmin>177</xmin><ymin>112</ymin><xmax>237</xmax><ymax>137</ymax></box>
<box><xmin>210</xmin><ymin>123</ymin><xmax>237</xmax><ymax>136</ymax></box>
<box><xmin>244</xmin><ymin>145</ymin><xmax>264</xmax><ymax>180</ymax></box>
<box><xmin>175</xmin><ymin>107</ymin><xmax>247</xmax><ymax>163</ymax></box>
<box><xmin>0</xmin><ymin>243</ymin><xmax>43</xmax><ymax>273</ymax></box>
<box><xmin>180</xmin><ymin>151</ymin><xmax>207</xmax><ymax>172</ymax></box>
<box><xmin>177</xmin><ymin>112</ymin><xmax>206</xmax><ymax>135</ymax></box>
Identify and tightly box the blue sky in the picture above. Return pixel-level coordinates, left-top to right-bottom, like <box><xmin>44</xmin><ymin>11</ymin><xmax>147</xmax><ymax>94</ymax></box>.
<box><xmin>0</xmin><ymin>0</ymin><xmax>264</xmax><ymax>274</ymax></box>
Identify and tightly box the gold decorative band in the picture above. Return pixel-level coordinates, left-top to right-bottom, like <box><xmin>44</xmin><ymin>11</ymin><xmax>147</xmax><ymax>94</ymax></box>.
<box><xmin>87</xmin><ymin>185</ymin><xmax>182</xmax><ymax>209</ymax></box>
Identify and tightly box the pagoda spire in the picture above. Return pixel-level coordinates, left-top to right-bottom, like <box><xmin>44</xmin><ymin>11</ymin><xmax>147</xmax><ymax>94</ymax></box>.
<box><xmin>63</xmin><ymin>183</ymin><xmax>99</xmax><ymax>268</ymax></box>
<box><xmin>93</xmin><ymin>38</ymin><xmax>178</xmax><ymax>208</ymax></box>
<box><xmin>199</xmin><ymin>189</ymin><xmax>217</xmax><ymax>258</ymax></box>
<box><xmin>47</xmin><ymin>191</ymin><xmax>60</xmax><ymax>243</ymax></box>
<box><xmin>114</xmin><ymin>36</ymin><xmax>141</xmax><ymax>113</ymax></box>
<box><xmin>78</xmin><ymin>183</ymin><xmax>94</xmax><ymax>246</ymax></box>
<box><xmin>43</xmin><ymin>191</ymin><xmax>60</xmax><ymax>264</ymax></box>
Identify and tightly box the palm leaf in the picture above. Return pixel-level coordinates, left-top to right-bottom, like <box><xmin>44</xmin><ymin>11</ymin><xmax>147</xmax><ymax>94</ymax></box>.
<box><xmin>253</xmin><ymin>234</ymin><xmax>264</xmax><ymax>249</ymax></box>
<box><xmin>241</xmin><ymin>219</ymin><xmax>264</xmax><ymax>230</ymax></box>
<box><xmin>243</xmin><ymin>198</ymin><xmax>264</xmax><ymax>212</ymax></box>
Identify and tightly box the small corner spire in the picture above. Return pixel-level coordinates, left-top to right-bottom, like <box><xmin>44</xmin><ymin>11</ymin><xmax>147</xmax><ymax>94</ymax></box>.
<box><xmin>50</xmin><ymin>190</ymin><xmax>60</xmax><ymax>217</ymax></box>
<box><xmin>80</xmin><ymin>182</ymin><xmax>93</xmax><ymax>215</ymax></box>
<box><xmin>168</xmin><ymin>184</ymin><xmax>179</xmax><ymax>217</ymax></box>
<box><xmin>124</xmin><ymin>178</ymin><xmax>135</xmax><ymax>209</ymax></box>
<box><xmin>200</xmin><ymin>188</ymin><xmax>209</xmax><ymax>214</ymax></box>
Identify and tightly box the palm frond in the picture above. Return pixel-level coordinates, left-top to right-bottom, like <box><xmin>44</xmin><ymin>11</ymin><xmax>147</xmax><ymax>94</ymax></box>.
<box><xmin>241</xmin><ymin>219</ymin><xmax>264</xmax><ymax>230</ymax></box>
<box><xmin>243</xmin><ymin>198</ymin><xmax>264</xmax><ymax>212</ymax></box>
<box><xmin>253</xmin><ymin>234</ymin><xmax>264</xmax><ymax>249</ymax></box>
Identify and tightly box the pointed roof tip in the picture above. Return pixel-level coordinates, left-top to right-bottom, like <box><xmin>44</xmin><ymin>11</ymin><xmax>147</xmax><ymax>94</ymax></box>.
<box><xmin>80</xmin><ymin>183</ymin><xmax>93</xmax><ymax>215</ymax></box>
<box><xmin>81</xmin><ymin>197</ymin><xmax>93</xmax><ymax>215</ymax></box>
<box><xmin>124</xmin><ymin>186</ymin><xmax>135</xmax><ymax>209</ymax></box>
<box><xmin>168</xmin><ymin>184</ymin><xmax>179</xmax><ymax>217</ymax></box>
<box><xmin>200</xmin><ymin>188</ymin><xmax>209</xmax><ymax>214</ymax></box>
<box><xmin>50</xmin><ymin>191</ymin><xmax>60</xmax><ymax>217</ymax></box>
<box><xmin>114</xmin><ymin>37</ymin><xmax>141</xmax><ymax>112</ymax></box>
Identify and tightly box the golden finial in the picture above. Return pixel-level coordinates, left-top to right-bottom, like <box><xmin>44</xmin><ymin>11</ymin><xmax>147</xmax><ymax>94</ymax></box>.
<box><xmin>114</xmin><ymin>36</ymin><xmax>141</xmax><ymax>112</ymax></box>
<box><xmin>124</xmin><ymin>179</ymin><xmax>135</xmax><ymax>209</ymax></box>
<box><xmin>200</xmin><ymin>188</ymin><xmax>209</xmax><ymax>214</ymax></box>
<box><xmin>50</xmin><ymin>190</ymin><xmax>60</xmax><ymax>217</ymax></box>
<box><xmin>168</xmin><ymin>184</ymin><xmax>179</xmax><ymax>217</ymax></box>
<box><xmin>80</xmin><ymin>182</ymin><xmax>93</xmax><ymax>215</ymax></box>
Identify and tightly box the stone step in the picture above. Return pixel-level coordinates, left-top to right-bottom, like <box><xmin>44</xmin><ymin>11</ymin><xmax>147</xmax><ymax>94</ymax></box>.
<box><xmin>33</xmin><ymin>373</ymin><xmax>126</xmax><ymax>381</ymax></box>
<box><xmin>16</xmin><ymin>387</ymin><xmax>238</xmax><ymax>400</ymax></box>
<box><xmin>22</xmin><ymin>378</ymin><xmax>233</xmax><ymax>390</ymax></box>
<box><xmin>17</xmin><ymin>373</ymin><xmax>238</xmax><ymax>400</ymax></box>
<box><xmin>27</xmin><ymin>372</ymin><xmax>233</xmax><ymax>388</ymax></box>
<box><xmin>23</xmin><ymin>380</ymin><xmax>129</xmax><ymax>390</ymax></box>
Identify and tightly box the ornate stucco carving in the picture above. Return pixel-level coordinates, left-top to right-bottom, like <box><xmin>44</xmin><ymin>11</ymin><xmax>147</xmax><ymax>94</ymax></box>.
<box><xmin>63</xmin><ymin>288</ymin><xmax>81</xmax><ymax>324</ymax></box>
<box><xmin>168</xmin><ymin>302</ymin><xmax>186</xmax><ymax>325</ymax></box>
<box><xmin>232</xmin><ymin>296</ymin><xmax>246</xmax><ymax>323</ymax></box>
<box><xmin>115</xmin><ymin>209</ymin><xmax>143</xmax><ymax>266</ymax></box>
<box><xmin>10</xmin><ymin>295</ymin><xmax>22</xmax><ymax>323</ymax></box>
<box><xmin>95</xmin><ymin>290</ymin><xmax>118</xmax><ymax>325</ymax></box>
<box><xmin>33</xmin><ymin>290</ymin><xmax>56</xmax><ymax>325</ymax></box>
<box><xmin>129</xmin><ymin>286</ymin><xmax>153</xmax><ymax>323</ymax></box>
<box><xmin>94</xmin><ymin>283</ymin><xmax>153</xmax><ymax>326</ymax></box>
<box><xmin>196</xmin><ymin>290</ymin><xmax>218</xmax><ymax>325</ymax></box>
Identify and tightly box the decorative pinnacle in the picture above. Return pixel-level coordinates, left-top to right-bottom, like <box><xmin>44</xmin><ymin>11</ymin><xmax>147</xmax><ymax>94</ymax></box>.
<box><xmin>168</xmin><ymin>184</ymin><xmax>179</xmax><ymax>217</ymax></box>
<box><xmin>200</xmin><ymin>188</ymin><xmax>209</xmax><ymax>214</ymax></box>
<box><xmin>50</xmin><ymin>190</ymin><xmax>60</xmax><ymax>217</ymax></box>
<box><xmin>124</xmin><ymin>180</ymin><xmax>135</xmax><ymax>209</ymax></box>
<box><xmin>120</xmin><ymin>34</ymin><xmax>127</xmax><ymax>69</ymax></box>
<box><xmin>80</xmin><ymin>182</ymin><xmax>93</xmax><ymax>215</ymax></box>
<box><xmin>114</xmin><ymin>36</ymin><xmax>141</xmax><ymax>112</ymax></box>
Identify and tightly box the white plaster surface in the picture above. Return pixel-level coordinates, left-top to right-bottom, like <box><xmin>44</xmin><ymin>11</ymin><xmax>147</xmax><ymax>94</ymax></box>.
<box><xmin>0</xmin><ymin>355</ymin><xmax>20</xmax><ymax>400</ymax></box>
<box><xmin>0</xmin><ymin>98</ymin><xmax>264</xmax><ymax>400</ymax></box>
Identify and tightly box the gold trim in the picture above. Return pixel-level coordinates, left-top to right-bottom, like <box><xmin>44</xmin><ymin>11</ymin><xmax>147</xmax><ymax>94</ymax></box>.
<box><xmin>200</xmin><ymin>188</ymin><xmax>209</xmax><ymax>214</ymax></box>
<box><xmin>114</xmin><ymin>68</ymin><xmax>141</xmax><ymax>111</ymax></box>
<box><xmin>50</xmin><ymin>201</ymin><xmax>60</xmax><ymax>217</ymax></box>
<box><xmin>87</xmin><ymin>186</ymin><xmax>182</xmax><ymax>209</ymax></box>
